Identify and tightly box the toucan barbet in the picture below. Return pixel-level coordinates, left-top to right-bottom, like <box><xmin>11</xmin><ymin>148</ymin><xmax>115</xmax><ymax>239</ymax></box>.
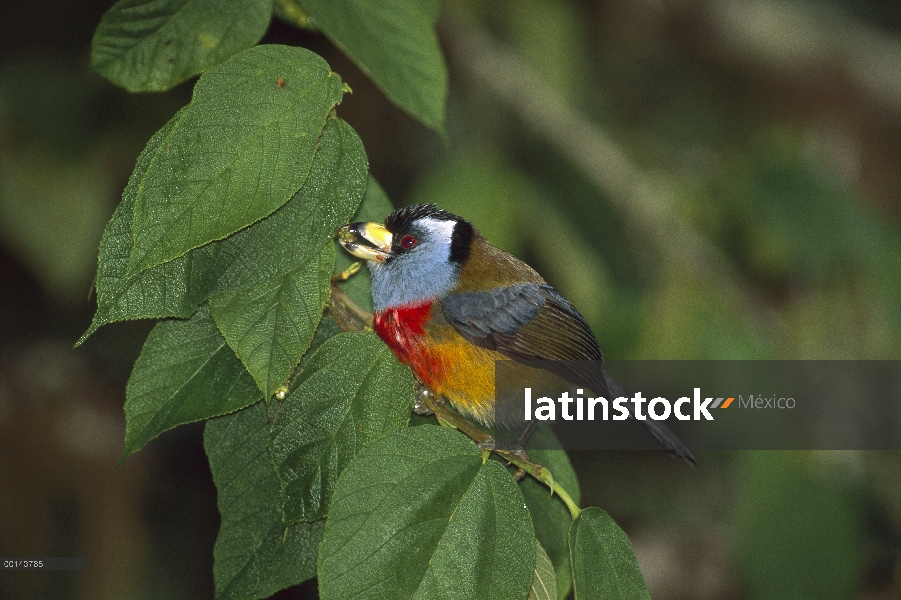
<box><xmin>337</xmin><ymin>203</ymin><xmax>695</xmax><ymax>464</ymax></box>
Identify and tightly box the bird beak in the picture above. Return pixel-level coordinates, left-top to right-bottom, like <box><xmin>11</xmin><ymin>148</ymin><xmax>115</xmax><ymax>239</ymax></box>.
<box><xmin>337</xmin><ymin>222</ymin><xmax>393</xmax><ymax>262</ymax></box>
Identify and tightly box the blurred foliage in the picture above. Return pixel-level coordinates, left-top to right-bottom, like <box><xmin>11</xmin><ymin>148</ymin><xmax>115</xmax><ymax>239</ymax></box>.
<box><xmin>734</xmin><ymin>452</ymin><xmax>864</xmax><ymax>600</ymax></box>
<box><xmin>2</xmin><ymin>0</ymin><xmax>901</xmax><ymax>599</ymax></box>
<box><xmin>0</xmin><ymin>59</ymin><xmax>116</xmax><ymax>302</ymax></box>
<box><xmin>0</xmin><ymin>54</ymin><xmax>190</xmax><ymax>305</ymax></box>
<box><xmin>497</xmin><ymin>0</ymin><xmax>590</xmax><ymax>106</ymax></box>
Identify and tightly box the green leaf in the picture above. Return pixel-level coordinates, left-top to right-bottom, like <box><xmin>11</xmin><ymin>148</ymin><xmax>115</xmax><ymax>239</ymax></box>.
<box><xmin>317</xmin><ymin>425</ymin><xmax>535</xmax><ymax>600</ymax></box>
<box><xmin>82</xmin><ymin>116</ymin><xmax>367</xmax><ymax>342</ymax></box>
<box><xmin>298</xmin><ymin>0</ymin><xmax>447</xmax><ymax>133</ymax></box>
<box><xmin>91</xmin><ymin>0</ymin><xmax>272</xmax><ymax>92</ymax></box>
<box><xmin>127</xmin><ymin>44</ymin><xmax>344</xmax><ymax>274</ymax></box>
<box><xmin>80</xmin><ymin>107</ymin><xmax>221</xmax><ymax>344</ymax></box>
<box><xmin>206</xmin><ymin>401</ymin><xmax>324</xmax><ymax>600</ymax></box>
<box><xmin>210</xmin><ymin>242</ymin><xmax>333</xmax><ymax>397</ymax></box>
<box><xmin>521</xmin><ymin>426</ymin><xmax>581</xmax><ymax>600</ymax></box>
<box><xmin>254</xmin><ymin>313</ymin><xmax>343</xmax><ymax>399</ymax></box>
<box><xmin>123</xmin><ymin>304</ymin><xmax>261</xmax><ymax>459</ymax></box>
<box><xmin>569</xmin><ymin>507</ymin><xmax>651</xmax><ymax>600</ymax></box>
<box><xmin>528</xmin><ymin>541</ymin><xmax>557</xmax><ymax>600</ymax></box>
<box><xmin>298</xmin><ymin>315</ymin><xmax>343</xmax><ymax>370</ymax></box>
<box><xmin>270</xmin><ymin>331</ymin><xmax>414</xmax><ymax>523</ymax></box>
<box><xmin>332</xmin><ymin>176</ymin><xmax>394</xmax><ymax>312</ymax></box>
<box><xmin>207</xmin><ymin>117</ymin><xmax>368</xmax><ymax>295</ymax></box>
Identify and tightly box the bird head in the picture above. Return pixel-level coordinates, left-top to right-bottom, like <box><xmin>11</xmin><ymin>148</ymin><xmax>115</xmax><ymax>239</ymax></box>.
<box><xmin>337</xmin><ymin>204</ymin><xmax>474</xmax><ymax>311</ymax></box>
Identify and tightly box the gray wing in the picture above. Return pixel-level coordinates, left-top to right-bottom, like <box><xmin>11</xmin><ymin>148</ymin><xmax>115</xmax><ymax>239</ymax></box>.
<box><xmin>441</xmin><ymin>283</ymin><xmax>696</xmax><ymax>463</ymax></box>
<box><xmin>440</xmin><ymin>283</ymin><xmax>608</xmax><ymax>395</ymax></box>
<box><xmin>439</xmin><ymin>283</ymin><xmax>544</xmax><ymax>341</ymax></box>
<box><xmin>441</xmin><ymin>283</ymin><xmax>697</xmax><ymax>464</ymax></box>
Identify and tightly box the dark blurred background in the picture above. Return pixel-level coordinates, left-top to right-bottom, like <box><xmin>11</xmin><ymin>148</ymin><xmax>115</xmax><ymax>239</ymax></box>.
<box><xmin>2</xmin><ymin>1</ymin><xmax>900</xmax><ymax>598</ymax></box>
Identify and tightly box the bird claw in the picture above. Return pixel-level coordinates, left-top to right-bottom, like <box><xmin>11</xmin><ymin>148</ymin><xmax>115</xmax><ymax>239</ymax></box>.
<box><xmin>477</xmin><ymin>438</ymin><xmax>496</xmax><ymax>452</ymax></box>
<box><xmin>413</xmin><ymin>402</ymin><xmax>434</xmax><ymax>417</ymax></box>
<box><xmin>477</xmin><ymin>438</ymin><xmax>531</xmax><ymax>464</ymax></box>
<box><xmin>500</xmin><ymin>446</ymin><xmax>530</xmax><ymax>464</ymax></box>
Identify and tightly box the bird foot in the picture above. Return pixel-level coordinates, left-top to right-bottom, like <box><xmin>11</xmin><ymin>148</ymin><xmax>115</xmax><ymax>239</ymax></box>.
<box><xmin>477</xmin><ymin>438</ymin><xmax>531</xmax><ymax>464</ymax></box>
<box><xmin>330</xmin><ymin>261</ymin><xmax>361</xmax><ymax>282</ymax></box>
<box><xmin>413</xmin><ymin>383</ymin><xmax>441</xmax><ymax>416</ymax></box>
<box><xmin>498</xmin><ymin>446</ymin><xmax>530</xmax><ymax>464</ymax></box>
<box><xmin>476</xmin><ymin>438</ymin><xmax>496</xmax><ymax>452</ymax></box>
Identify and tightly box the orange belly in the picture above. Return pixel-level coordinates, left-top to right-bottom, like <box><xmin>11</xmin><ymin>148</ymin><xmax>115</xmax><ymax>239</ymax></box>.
<box><xmin>373</xmin><ymin>302</ymin><xmax>501</xmax><ymax>425</ymax></box>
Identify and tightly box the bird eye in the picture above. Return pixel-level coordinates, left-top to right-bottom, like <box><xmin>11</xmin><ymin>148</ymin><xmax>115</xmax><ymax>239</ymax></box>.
<box><xmin>400</xmin><ymin>235</ymin><xmax>417</xmax><ymax>249</ymax></box>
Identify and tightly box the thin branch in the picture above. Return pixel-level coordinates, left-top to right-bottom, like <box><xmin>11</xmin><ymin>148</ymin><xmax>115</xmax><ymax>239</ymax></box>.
<box><xmin>329</xmin><ymin>281</ymin><xmax>372</xmax><ymax>331</ymax></box>
<box><xmin>708</xmin><ymin>0</ymin><xmax>901</xmax><ymax>117</ymax></box>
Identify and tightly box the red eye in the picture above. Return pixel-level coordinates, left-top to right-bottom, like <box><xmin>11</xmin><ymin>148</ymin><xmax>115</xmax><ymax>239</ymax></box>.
<box><xmin>400</xmin><ymin>235</ymin><xmax>417</xmax><ymax>249</ymax></box>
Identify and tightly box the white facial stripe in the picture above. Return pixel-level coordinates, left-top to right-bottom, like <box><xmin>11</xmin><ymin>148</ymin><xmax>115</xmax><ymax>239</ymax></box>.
<box><xmin>418</xmin><ymin>217</ymin><xmax>456</xmax><ymax>242</ymax></box>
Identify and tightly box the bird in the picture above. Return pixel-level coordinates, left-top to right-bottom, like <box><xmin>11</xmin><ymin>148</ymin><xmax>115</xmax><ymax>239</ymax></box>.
<box><xmin>337</xmin><ymin>203</ymin><xmax>695</xmax><ymax>464</ymax></box>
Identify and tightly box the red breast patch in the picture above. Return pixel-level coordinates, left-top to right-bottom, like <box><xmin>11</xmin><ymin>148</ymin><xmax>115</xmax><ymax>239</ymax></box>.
<box><xmin>373</xmin><ymin>302</ymin><xmax>442</xmax><ymax>386</ymax></box>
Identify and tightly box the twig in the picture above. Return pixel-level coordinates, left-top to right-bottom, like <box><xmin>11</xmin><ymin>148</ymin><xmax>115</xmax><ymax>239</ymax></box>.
<box><xmin>329</xmin><ymin>282</ymin><xmax>372</xmax><ymax>330</ymax></box>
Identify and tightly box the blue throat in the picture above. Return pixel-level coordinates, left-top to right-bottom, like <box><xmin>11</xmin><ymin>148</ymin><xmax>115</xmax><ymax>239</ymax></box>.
<box><xmin>368</xmin><ymin>257</ymin><xmax>459</xmax><ymax>311</ymax></box>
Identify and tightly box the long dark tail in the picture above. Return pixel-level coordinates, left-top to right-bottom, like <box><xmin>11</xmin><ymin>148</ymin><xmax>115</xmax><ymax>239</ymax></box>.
<box><xmin>606</xmin><ymin>375</ymin><xmax>697</xmax><ymax>465</ymax></box>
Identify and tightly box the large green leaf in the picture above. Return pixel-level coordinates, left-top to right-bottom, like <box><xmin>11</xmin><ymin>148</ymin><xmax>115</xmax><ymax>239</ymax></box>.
<box><xmin>210</xmin><ymin>243</ymin><xmax>333</xmax><ymax>397</ymax></box>
<box><xmin>207</xmin><ymin>117</ymin><xmax>367</xmax><ymax>295</ymax></box>
<box><xmin>126</xmin><ymin>44</ymin><xmax>344</xmax><ymax>274</ymax></box>
<box><xmin>92</xmin><ymin>0</ymin><xmax>271</xmax><ymax>92</ymax></box>
<box><xmin>270</xmin><ymin>331</ymin><xmax>414</xmax><ymax>523</ymax></box>
<box><xmin>298</xmin><ymin>0</ymin><xmax>447</xmax><ymax>133</ymax></box>
<box><xmin>80</xmin><ymin>107</ymin><xmax>219</xmax><ymax>344</ymax></box>
<box><xmin>317</xmin><ymin>425</ymin><xmax>535</xmax><ymax>600</ymax></box>
<box><xmin>528</xmin><ymin>541</ymin><xmax>557</xmax><ymax>600</ymax></box>
<box><xmin>81</xmin><ymin>107</ymin><xmax>237</xmax><ymax>343</ymax></box>
<box><xmin>296</xmin><ymin>315</ymin><xmax>343</xmax><ymax>371</ymax></box>
<box><xmin>206</xmin><ymin>401</ymin><xmax>323</xmax><ymax>600</ymax></box>
<box><xmin>122</xmin><ymin>304</ymin><xmax>261</xmax><ymax>459</ymax></box>
<box><xmin>569</xmin><ymin>507</ymin><xmax>651</xmax><ymax>600</ymax></box>
<box><xmin>82</xmin><ymin>116</ymin><xmax>367</xmax><ymax>343</ymax></box>
<box><xmin>332</xmin><ymin>176</ymin><xmax>394</xmax><ymax>313</ymax></box>
<box><xmin>521</xmin><ymin>426</ymin><xmax>581</xmax><ymax>600</ymax></box>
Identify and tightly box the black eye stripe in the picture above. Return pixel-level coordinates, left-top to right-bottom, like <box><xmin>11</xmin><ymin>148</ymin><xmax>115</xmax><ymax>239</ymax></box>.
<box><xmin>449</xmin><ymin>220</ymin><xmax>473</xmax><ymax>264</ymax></box>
